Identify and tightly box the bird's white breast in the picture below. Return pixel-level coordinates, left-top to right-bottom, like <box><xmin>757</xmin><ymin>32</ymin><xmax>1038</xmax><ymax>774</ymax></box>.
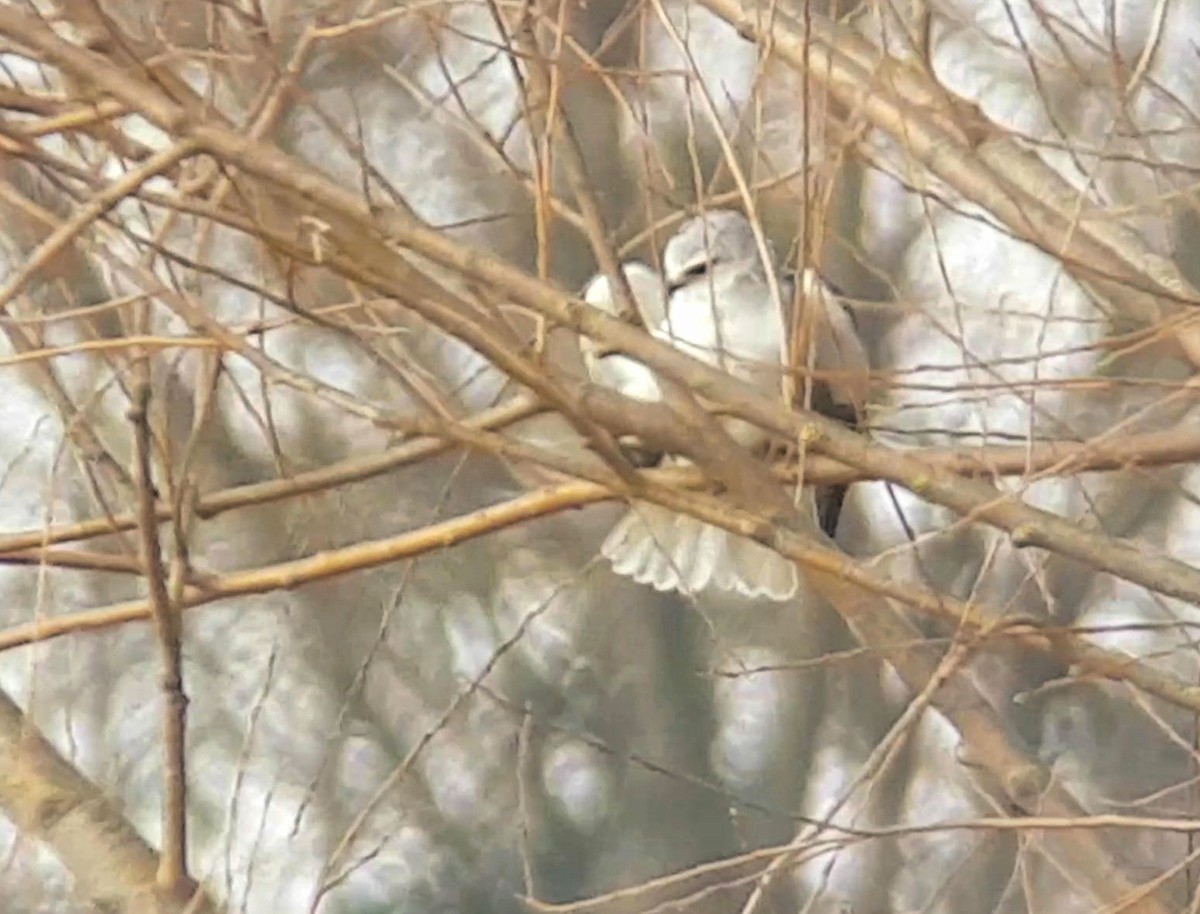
<box><xmin>663</xmin><ymin>264</ymin><xmax>785</xmax><ymax>392</ymax></box>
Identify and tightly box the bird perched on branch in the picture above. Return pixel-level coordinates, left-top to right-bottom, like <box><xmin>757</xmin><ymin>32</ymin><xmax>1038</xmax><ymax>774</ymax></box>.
<box><xmin>581</xmin><ymin>262</ymin><xmax>667</xmax><ymax>406</ymax></box>
<box><xmin>789</xmin><ymin>267</ymin><xmax>870</xmax><ymax>536</ymax></box>
<box><xmin>582</xmin><ymin>210</ymin><xmax>868</xmax><ymax>601</ymax></box>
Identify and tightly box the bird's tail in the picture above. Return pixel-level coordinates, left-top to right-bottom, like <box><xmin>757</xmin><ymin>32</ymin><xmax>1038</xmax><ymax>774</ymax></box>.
<box><xmin>601</xmin><ymin>503</ymin><xmax>798</xmax><ymax>601</ymax></box>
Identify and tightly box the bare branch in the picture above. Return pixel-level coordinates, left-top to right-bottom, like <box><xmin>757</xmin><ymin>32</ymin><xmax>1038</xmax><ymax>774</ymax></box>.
<box><xmin>129</xmin><ymin>372</ymin><xmax>190</xmax><ymax>893</ymax></box>
<box><xmin>0</xmin><ymin>688</ymin><xmax>219</xmax><ymax>914</ymax></box>
<box><xmin>693</xmin><ymin>0</ymin><xmax>1200</xmax><ymax>362</ymax></box>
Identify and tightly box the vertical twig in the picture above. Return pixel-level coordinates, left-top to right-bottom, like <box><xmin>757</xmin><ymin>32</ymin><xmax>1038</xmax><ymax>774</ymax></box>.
<box><xmin>516</xmin><ymin>705</ymin><xmax>538</xmax><ymax>898</ymax></box>
<box><xmin>129</xmin><ymin>359</ymin><xmax>189</xmax><ymax>892</ymax></box>
<box><xmin>509</xmin><ymin>0</ymin><xmax>645</xmax><ymax>327</ymax></box>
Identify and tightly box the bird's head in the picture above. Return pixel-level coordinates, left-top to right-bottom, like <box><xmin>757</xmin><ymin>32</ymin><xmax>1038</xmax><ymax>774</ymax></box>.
<box><xmin>662</xmin><ymin>210</ymin><xmax>774</xmax><ymax>294</ymax></box>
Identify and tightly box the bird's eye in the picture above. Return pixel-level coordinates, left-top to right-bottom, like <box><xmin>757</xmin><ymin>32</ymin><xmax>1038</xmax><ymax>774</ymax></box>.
<box><xmin>668</xmin><ymin>261</ymin><xmax>710</xmax><ymax>294</ymax></box>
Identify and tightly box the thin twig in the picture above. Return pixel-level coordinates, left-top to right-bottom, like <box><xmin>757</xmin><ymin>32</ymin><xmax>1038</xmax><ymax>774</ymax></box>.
<box><xmin>129</xmin><ymin>371</ymin><xmax>189</xmax><ymax>891</ymax></box>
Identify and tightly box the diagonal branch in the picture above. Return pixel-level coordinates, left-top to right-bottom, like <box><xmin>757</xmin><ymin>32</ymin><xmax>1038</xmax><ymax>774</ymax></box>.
<box><xmin>693</xmin><ymin>0</ymin><xmax>1200</xmax><ymax>362</ymax></box>
<box><xmin>0</xmin><ymin>417</ymin><xmax>1196</xmax><ymax>558</ymax></box>
<box><xmin>0</xmin><ymin>687</ymin><xmax>219</xmax><ymax>914</ymax></box>
<box><xmin>0</xmin><ymin>419</ymin><xmax>1197</xmax><ymax>720</ymax></box>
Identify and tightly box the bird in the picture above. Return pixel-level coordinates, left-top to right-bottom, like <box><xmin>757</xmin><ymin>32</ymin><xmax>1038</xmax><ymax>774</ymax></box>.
<box><xmin>580</xmin><ymin>262</ymin><xmax>667</xmax><ymax>406</ymax></box>
<box><xmin>788</xmin><ymin>268</ymin><xmax>870</xmax><ymax>537</ymax></box>
<box><xmin>585</xmin><ymin>210</ymin><xmax>868</xmax><ymax>601</ymax></box>
<box><xmin>580</xmin><ymin>262</ymin><xmax>672</xmax><ymax>470</ymax></box>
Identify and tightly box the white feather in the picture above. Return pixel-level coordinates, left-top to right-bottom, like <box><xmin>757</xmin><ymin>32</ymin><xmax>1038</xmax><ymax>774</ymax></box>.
<box><xmin>597</xmin><ymin>212</ymin><xmax>866</xmax><ymax>601</ymax></box>
<box><xmin>581</xmin><ymin>262</ymin><xmax>668</xmax><ymax>404</ymax></box>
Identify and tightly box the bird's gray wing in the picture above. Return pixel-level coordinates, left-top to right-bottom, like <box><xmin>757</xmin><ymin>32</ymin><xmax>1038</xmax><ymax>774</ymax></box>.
<box><xmin>784</xmin><ymin>269</ymin><xmax>868</xmax><ymax>539</ymax></box>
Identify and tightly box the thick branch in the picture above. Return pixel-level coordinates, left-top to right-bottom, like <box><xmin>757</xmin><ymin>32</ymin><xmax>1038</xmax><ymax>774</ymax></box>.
<box><xmin>0</xmin><ymin>417</ymin><xmax>1195</xmax><ymax>558</ymax></box>
<box><xmin>2</xmin><ymin>426</ymin><xmax>1198</xmax><ymax>719</ymax></box>
<box><xmin>0</xmin><ymin>689</ymin><xmax>219</xmax><ymax>914</ymax></box>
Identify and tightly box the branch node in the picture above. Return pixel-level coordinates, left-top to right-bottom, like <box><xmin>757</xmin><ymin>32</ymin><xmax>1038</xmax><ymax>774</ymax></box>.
<box><xmin>1010</xmin><ymin>524</ymin><xmax>1041</xmax><ymax>548</ymax></box>
<box><xmin>908</xmin><ymin>473</ymin><xmax>933</xmax><ymax>495</ymax></box>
